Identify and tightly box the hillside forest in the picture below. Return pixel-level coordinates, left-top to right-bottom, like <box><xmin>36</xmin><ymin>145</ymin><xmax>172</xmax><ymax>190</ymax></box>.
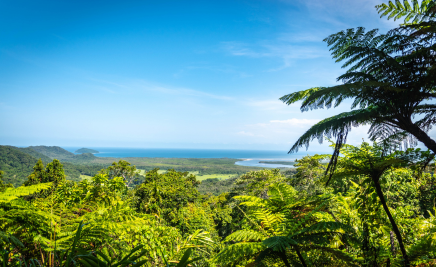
<box><xmin>2</xmin><ymin>0</ymin><xmax>436</xmax><ymax>266</ymax></box>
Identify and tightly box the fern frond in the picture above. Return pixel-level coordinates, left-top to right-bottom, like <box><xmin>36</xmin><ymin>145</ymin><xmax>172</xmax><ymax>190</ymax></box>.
<box><xmin>288</xmin><ymin>109</ymin><xmax>376</xmax><ymax>153</ymax></box>
<box><xmin>253</xmin><ymin>210</ymin><xmax>284</xmax><ymax>231</ymax></box>
<box><xmin>179</xmin><ymin>229</ymin><xmax>214</xmax><ymax>250</ymax></box>
<box><xmin>0</xmin><ymin>183</ymin><xmax>52</xmax><ymax>203</ymax></box>
<box><xmin>234</xmin><ymin>195</ymin><xmax>266</xmax><ymax>208</ymax></box>
<box><xmin>213</xmin><ymin>242</ymin><xmax>265</xmax><ymax>266</ymax></box>
<box><xmin>406</xmin><ymin>233</ymin><xmax>436</xmax><ymax>263</ymax></box>
<box><xmin>293</xmin><ymin>221</ymin><xmax>355</xmax><ymax>237</ymax></box>
<box><xmin>262</xmin><ymin>236</ymin><xmax>298</xmax><ymax>252</ymax></box>
<box><xmin>302</xmin><ymin>245</ymin><xmax>360</xmax><ymax>264</ymax></box>
<box><xmin>267</xmin><ymin>183</ymin><xmax>298</xmax><ymax>206</ymax></box>
<box><xmin>0</xmin><ymin>231</ymin><xmax>24</xmax><ymax>248</ymax></box>
<box><xmin>376</xmin><ymin>0</ymin><xmax>434</xmax><ymax>24</ymax></box>
<box><xmin>224</xmin><ymin>230</ymin><xmax>266</xmax><ymax>243</ymax></box>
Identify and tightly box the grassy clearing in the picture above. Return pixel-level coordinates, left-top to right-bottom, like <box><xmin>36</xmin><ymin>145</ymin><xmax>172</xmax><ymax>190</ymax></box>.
<box><xmin>136</xmin><ymin>169</ymin><xmax>235</xmax><ymax>181</ymax></box>
<box><xmin>80</xmin><ymin>174</ymin><xmax>92</xmax><ymax>181</ymax></box>
<box><xmin>196</xmin><ymin>174</ymin><xmax>237</xmax><ymax>181</ymax></box>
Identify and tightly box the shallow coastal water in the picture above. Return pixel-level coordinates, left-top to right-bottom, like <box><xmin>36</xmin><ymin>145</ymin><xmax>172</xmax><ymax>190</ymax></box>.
<box><xmin>63</xmin><ymin>147</ymin><xmax>319</xmax><ymax>168</ymax></box>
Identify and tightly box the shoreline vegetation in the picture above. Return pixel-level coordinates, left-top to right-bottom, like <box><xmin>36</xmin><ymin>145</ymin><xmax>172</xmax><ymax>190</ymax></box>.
<box><xmin>0</xmin><ymin>145</ymin><xmax>270</xmax><ymax>190</ymax></box>
<box><xmin>258</xmin><ymin>160</ymin><xmax>296</xmax><ymax>166</ymax></box>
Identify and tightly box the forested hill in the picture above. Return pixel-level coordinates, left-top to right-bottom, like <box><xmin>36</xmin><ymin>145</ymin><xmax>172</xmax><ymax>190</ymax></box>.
<box><xmin>28</xmin><ymin>145</ymin><xmax>76</xmax><ymax>160</ymax></box>
<box><xmin>0</xmin><ymin>146</ymin><xmax>42</xmax><ymax>186</ymax></box>
<box><xmin>15</xmin><ymin>147</ymin><xmax>52</xmax><ymax>162</ymax></box>
<box><xmin>0</xmin><ymin>146</ymin><xmax>84</xmax><ymax>186</ymax></box>
<box><xmin>28</xmin><ymin>145</ymin><xmax>97</xmax><ymax>162</ymax></box>
<box><xmin>75</xmin><ymin>148</ymin><xmax>99</xmax><ymax>154</ymax></box>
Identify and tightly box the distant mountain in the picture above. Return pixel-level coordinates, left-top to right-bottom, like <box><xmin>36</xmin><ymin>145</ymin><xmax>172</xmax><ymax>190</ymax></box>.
<box><xmin>28</xmin><ymin>145</ymin><xmax>96</xmax><ymax>162</ymax></box>
<box><xmin>15</xmin><ymin>147</ymin><xmax>52</xmax><ymax>162</ymax></box>
<box><xmin>28</xmin><ymin>146</ymin><xmax>76</xmax><ymax>160</ymax></box>
<box><xmin>75</xmin><ymin>148</ymin><xmax>99</xmax><ymax>154</ymax></box>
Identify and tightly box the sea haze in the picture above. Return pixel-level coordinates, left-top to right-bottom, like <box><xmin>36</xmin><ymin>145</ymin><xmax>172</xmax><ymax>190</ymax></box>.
<box><xmin>63</xmin><ymin>147</ymin><xmax>324</xmax><ymax>168</ymax></box>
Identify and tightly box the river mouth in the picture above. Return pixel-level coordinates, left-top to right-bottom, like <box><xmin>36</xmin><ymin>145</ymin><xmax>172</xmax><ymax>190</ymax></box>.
<box><xmin>235</xmin><ymin>159</ymin><xmax>295</xmax><ymax>168</ymax></box>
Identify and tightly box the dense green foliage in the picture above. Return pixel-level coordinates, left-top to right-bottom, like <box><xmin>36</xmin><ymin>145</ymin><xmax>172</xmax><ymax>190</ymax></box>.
<box><xmin>2</xmin><ymin>1</ymin><xmax>436</xmax><ymax>266</ymax></box>
<box><xmin>1</xmin><ymin>146</ymin><xmax>262</xmax><ymax>187</ymax></box>
<box><xmin>198</xmin><ymin>177</ymin><xmax>238</xmax><ymax>196</ymax></box>
<box><xmin>130</xmin><ymin>158</ymin><xmax>264</xmax><ymax>176</ymax></box>
<box><xmin>0</xmin><ymin>146</ymin><xmax>85</xmax><ymax>186</ymax></box>
<box><xmin>2</xmin><ymin>142</ymin><xmax>435</xmax><ymax>266</ymax></box>
<box><xmin>0</xmin><ymin>146</ymin><xmax>46</xmax><ymax>186</ymax></box>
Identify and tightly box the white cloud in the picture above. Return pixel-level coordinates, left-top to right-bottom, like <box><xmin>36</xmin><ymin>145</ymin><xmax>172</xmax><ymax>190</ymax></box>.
<box><xmin>87</xmin><ymin>78</ymin><xmax>234</xmax><ymax>101</ymax></box>
<box><xmin>220</xmin><ymin>41</ymin><xmax>328</xmax><ymax>71</ymax></box>
<box><xmin>138</xmin><ymin>82</ymin><xmax>234</xmax><ymax>101</ymax></box>
<box><xmin>270</xmin><ymin>118</ymin><xmax>320</xmax><ymax>127</ymax></box>
<box><xmin>173</xmin><ymin>64</ymin><xmax>252</xmax><ymax>79</ymax></box>
<box><xmin>221</xmin><ymin>41</ymin><xmax>327</xmax><ymax>59</ymax></box>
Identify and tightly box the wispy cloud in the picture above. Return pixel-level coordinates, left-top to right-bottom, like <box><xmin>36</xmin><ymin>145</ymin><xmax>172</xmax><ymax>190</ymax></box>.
<box><xmin>173</xmin><ymin>64</ymin><xmax>252</xmax><ymax>79</ymax></box>
<box><xmin>270</xmin><ymin>118</ymin><xmax>320</xmax><ymax>127</ymax></box>
<box><xmin>220</xmin><ymin>39</ymin><xmax>328</xmax><ymax>71</ymax></box>
<box><xmin>288</xmin><ymin>0</ymin><xmax>401</xmax><ymax>28</ymax></box>
<box><xmin>221</xmin><ymin>41</ymin><xmax>326</xmax><ymax>59</ymax></box>
<box><xmin>135</xmin><ymin>80</ymin><xmax>234</xmax><ymax>101</ymax></box>
<box><xmin>220</xmin><ymin>0</ymin><xmax>402</xmax><ymax>73</ymax></box>
<box><xmin>86</xmin><ymin>77</ymin><xmax>234</xmax><ymax>101</ymax></box>
<box><xmin>245</xmin><ymin>99</ymin><xmax>301</xmax><ymax>114</ymax></box>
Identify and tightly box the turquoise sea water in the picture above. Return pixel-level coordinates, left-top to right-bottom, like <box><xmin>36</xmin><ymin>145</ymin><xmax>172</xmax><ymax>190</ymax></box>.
<box><xmin>63</xmin><ymin>147</ymin><xmax>321</xmax><ymax>168</ymax></box>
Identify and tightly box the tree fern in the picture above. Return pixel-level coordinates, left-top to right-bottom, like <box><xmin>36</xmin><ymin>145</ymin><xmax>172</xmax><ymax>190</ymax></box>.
<box><xmin>215</xmin><ymin>183</ymin><xmax>357</xmax><ymax>266</ymax></box>
<box><xmin>281</xmin><ymin>2</ymin><xmax>436</xmax><ymax>182</ymax></box>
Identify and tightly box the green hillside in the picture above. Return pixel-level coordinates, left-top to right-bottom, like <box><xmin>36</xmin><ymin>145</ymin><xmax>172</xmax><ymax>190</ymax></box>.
<box><xmin>0</xmin><ymin>146</ymin><xmax>42</xmax><ymax>186</ymax></box>
<box><xmin>28</xmin><ymin>145</ymin><xmax>76</xmax><ymax>160</ymax></box>
<box><xmin>0</xmin><ymin>146</ymin><xmax>84</xmax><ymax>186</ymax></box>
<box><xmin>15</xmin><ymin>147</ymin><xmax>52</xmax><ymax>162</ymax></box>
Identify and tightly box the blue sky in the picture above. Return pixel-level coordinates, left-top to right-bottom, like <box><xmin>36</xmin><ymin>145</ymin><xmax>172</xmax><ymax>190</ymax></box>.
<box><xmin>0</xmin><ymin>0</ymin><xmax>412</xmax><ymax>151</ymax></box>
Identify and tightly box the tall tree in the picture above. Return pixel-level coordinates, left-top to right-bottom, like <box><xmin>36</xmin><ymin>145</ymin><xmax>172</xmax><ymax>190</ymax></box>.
<box><xmin>100</xmin><ymin>160</ymin><xmax>138</xmax><ymax>187</ymax></box>
<box><xmin>45</xmin><ymin>159</ymin><xmax>66</xmax><ymax>186</ymax></box>
<box><xmin>24</xmin><ymin>158</ymin><xmax>46</xmax><ymax>186</ymax></box>
<box><xmin>280</xmin><ymin>0</ymin><xmax>436</xmax><ymax>175</ymax></box>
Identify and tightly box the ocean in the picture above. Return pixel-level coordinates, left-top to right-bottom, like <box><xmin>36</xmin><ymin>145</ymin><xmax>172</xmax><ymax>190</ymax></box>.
<box><xmin>63</xmin><ymin>147</ymin><xmax>322</xmax><ymax>168</ymax></box>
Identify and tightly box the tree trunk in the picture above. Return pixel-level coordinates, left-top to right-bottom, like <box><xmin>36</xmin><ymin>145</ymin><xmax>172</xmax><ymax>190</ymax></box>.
<box><xmin>404</xmin><ymin>121</ymin><xmax>436</xmax><ymax>154</ymax></box>
<box><xmin>279</xmin><ymin>251</ymin><xmax>292</xmax><ymax>267</ymax></box>
<box><xmin>294</xmin><ymin>247</ymin><xmax>308</xmax><ymax>267</ymax></box>
<box><xmin>390</xmin><ymin>231</ymin><xmax>396</xmax><ymax>257</ymax></box>
<box><xmin>373</xmin><ymin>179</ymin><xmax>410</xmax><ymax>267</ymax></box>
